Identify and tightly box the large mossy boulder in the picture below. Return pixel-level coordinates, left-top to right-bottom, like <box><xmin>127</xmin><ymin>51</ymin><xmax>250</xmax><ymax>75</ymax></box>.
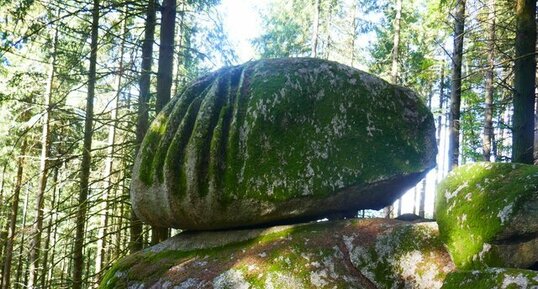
<box><xmin>99</xmin><ymin>219</ymin><xmax>454</xmax><ymax>289</ymax></box>
<box><xmin>441</xmin><ymin>268</ymin><xmax>538</xmax><ymax>289</ymax></box>
<box><xmin>131</xmin><ymin>58</ymin><xmax>437</xmax><ymax>230</ymax></box>
<box><xmin>436</xmin><ymin>162</ymin><xmax>538</xmax><ymax>270</ymax></box>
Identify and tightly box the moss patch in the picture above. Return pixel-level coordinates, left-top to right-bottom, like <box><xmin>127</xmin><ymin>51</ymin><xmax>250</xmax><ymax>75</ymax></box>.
<box><xmin>435</xmin><ymin>162</ymin><xmax>538</xmax><ymax>269</ymax></box>
<box><xmin>441</xmin><ymin>268</ymin><xmax>538</xmax><ymax>289</ymax></box>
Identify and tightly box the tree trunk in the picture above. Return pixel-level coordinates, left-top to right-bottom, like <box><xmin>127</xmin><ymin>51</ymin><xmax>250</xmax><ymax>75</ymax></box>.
<box><xmin>27</xmin><ymin>18</ymin><xmax>58</xmax><ymax>289</ymax></box>
<box><xmin>512</xmin><ymin>0</ymin><xmax>536</xmax><ymax>164</ymax></box>
<box><xmin>448</xmin><ymin>0</ymin><xmax>466</xmax><ymax>171</ymax></box>
<box><xmin>172</xmin><ymin>0</ymin><xmax>186</xmax><ymax>98</ymax></box>
<box><xmin>95</xmin><ymin>4</ymin><xmax>128</xmax><ymax>277</ymax></box>
<box><xmin>152</xmin><ymin>0</ymin><xmax>177</xmax><ymax>245</ymax></box>
<box><xmin>14</xmin><ymin>185</ymin><xmax>30</xmax><ymax>289</ymax></box>
<box><xmin>1</xmin><ymin>139</ymin><xmax>27</xmax><ymax>289</ymax></box>
<box><xmin>418</xmin><ymin>179</ymin><xmax>426</xmax><ymax>218</ymax></box>
<box><xmin>432</xmin><ymin>61</ymin><xmax>446</xmax><ymax>218</ymax></box>
<box><xmin>39</xmin><ymin>170</ymin><xmax>57</xmax><ymax>289</ymax></box>
<box><xmin>417</xmin><ymin>87</ymin><xmax>433</xmax><ymax>218</ymax></box>
<box><xmin>385</xmin><ymin>0</ymin><xmax>403</xmax><ymax>217</ymax></box>
<box><xmin>131</xmin><ymin>0</ymin><xmax>156</xmax><ymax>253</ymax></box>
<box><xmin>323</xmin><ymin>1</ymin><xmax>334</xmax><ymax>59</ymax></box>
<box><xmin>44</xmin><ymin>166</ymin><xmax>60</xmax><ymax>289</ymax></box>
<box><xmin>0</xmin><ymin>165</ymin><xmax>6</xmax><ymax>230</ymax></box>
<box><xmin>482</xmin><ymin>0</ymin><xmax>496</xmax><ymax>162</ymax></box>
<box><xmin>72</xmin><ymin>1</ymin><xmax>99</xmax><ymax>288</ymax></box>
<box><xmin>391</xmin><ymin>0</ymin><xmax>402</xmax><ymax>84</ymax></box>
<box><xmin>156</xmin><ymin>0</ymin><xmax>177</xmax><ymax>113</ymax></box>
<box><xmin>311</xmin><ymin>0</ymin><xmax>320</xmax><ymax>57</ymax></box>
<box><xmin>0</xmin><ymin>165</ymin><xmax>6</xmax><ymax>287</ymax></box>
<box><xmin>349</xmin><ymin>1</ymin><xmax>358</xmax><ymax>66</ymax></box>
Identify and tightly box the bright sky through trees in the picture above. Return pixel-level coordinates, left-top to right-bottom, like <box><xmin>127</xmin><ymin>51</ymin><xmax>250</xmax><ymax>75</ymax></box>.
<box><xmin>218</xmin><ymin>0</ymin><xmax>270</xmax><ymax>63</ymax></box>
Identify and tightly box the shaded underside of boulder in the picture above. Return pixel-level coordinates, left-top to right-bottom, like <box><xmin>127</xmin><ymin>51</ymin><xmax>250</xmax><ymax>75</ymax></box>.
<box><xmin>131</xmin><ymin>57</ymin><xmax>437</xmax><ymax>230</ymax></box>
<box><xmin>441</xmin><ymin>268</ymin><xmax>538</xmax><ymax>289</ymax></box>
<box><xmin>99</xmin><ymin>219</ymin><xmax>453</xmax><ymax>289</ymax></box>
<box><xmin>435</xmin><ymin>162</ymin><xmax>538</xmax><ymax>270</ymax></box>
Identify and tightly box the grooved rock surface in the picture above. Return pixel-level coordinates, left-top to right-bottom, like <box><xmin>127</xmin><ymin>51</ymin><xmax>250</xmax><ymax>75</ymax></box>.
<box><xmin>131</xmin><ymin>58</ymin><xmax>437</xmax><ymax>230</ymax></box>
<box><xmin>435</xmin><ymin>162</ymin><xmax>538</xmax><ymax>270</ymax></box>
<box><xmin>99</xmin><ymin>219</ymin><xmax>454</xmax><ymax>289</ymax></box>
<box><xmin>441</xmin><ymin>268</ymin><xmax>538</xmax><ymax>289</ymax></box>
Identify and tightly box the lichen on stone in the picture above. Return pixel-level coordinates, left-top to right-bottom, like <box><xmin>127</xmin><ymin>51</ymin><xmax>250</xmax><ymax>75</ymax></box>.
<box><xmin>441</xmin><ymin>268</ymin><xmax>538</xmax><ymax>289</ymax></box>
<box><xmin>99</xmin><ymin>219</ymin><xmax>454</xmax><ymax>289</ymax></box>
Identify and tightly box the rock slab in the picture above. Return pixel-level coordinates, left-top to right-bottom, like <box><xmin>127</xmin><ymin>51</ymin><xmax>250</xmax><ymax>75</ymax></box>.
<box><xmin>131</xmin><ymin>58</ymin><xmax>437</xmax><ymax>230</ymax></box>
<box><xmin>99</xmin><ymin>219</ymin><xmax>454</xmax><ymax>289</ymax></box>
<box><xmin>435</xmin><ymin>162</ymin><xmax>538</xmax><ymax>270</ymax></box>
<box><xmin>441</xmin><ymin>268</ymin><xmax>538</xmax><ymax>289</ymax></box>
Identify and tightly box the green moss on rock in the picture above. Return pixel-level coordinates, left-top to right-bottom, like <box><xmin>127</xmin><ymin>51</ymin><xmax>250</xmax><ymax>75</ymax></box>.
<box><xmin>435</xmin><ymin>162</ymin><xmax>538</xmax><ymax>270</ymax></box>
<box><xmin>441</xmin><ymin>268</ymin><xmax>538</xmax><ymax>289</ymax></box>
<box><xmin>131</xmin><ymin>58</ymin><xmax>437</xmax><ymax>230</ymax></box>
<box><xmin>99</xmin><ymin>218</ymin><xmax>453</xmax><ymax>289</ymax></box>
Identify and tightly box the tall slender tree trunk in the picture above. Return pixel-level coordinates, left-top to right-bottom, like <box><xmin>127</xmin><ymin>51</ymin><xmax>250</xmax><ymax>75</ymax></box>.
<box><xmin>131</xmin><ymin>0</ymin><xmax>156</xmax><ymax>253</ymax></box>
<box><xmin>0</xmin><ymin>165</ymin><xmax>6</xmax><ymax>229</ymax></box>
<box><xmin>512</xmin><ymin>0</ymin><xmax>536</xmax><ymax>164</ymax></box>
<box><xmin>448</xmin><ymin>0</ymin><xmax>466</xmax><ymax>171</ymax></box>
<box><xmin>418</xmin><ymin>87</ymin><xmax>433</xmax><ymax>218</ymax></box>
<box><xmin>323</xmin><ymin>2</ymin><xmax>334</xmax><ymax>59</ymax></box>
<box><xmin>151</xmin><ymin>0</ymin><xmax>177</xmax><ymax>245</ymax></box>
<box><xmin>73</xmin><ymin>1</ymin><xmax>99</xmax><ymax>288</ymax></box>
<box><xmin>349</xmin><ymin>1</ymin><xmax>358</xmax><ymax>66</ymax></box>
<box><xmin>172</xmin><ymin>0</ymin><xmax>186</xmax><ymax>98</ymax></box>
<box><xmin>311</xmin><ymin>0</ymin><xmax>320</xmax><ymax>57</ymax></box>
<box><xmin>156</xmin><ymin>0</ymin><xmax>176</xmax><ymax>113</ymax></box>
<box><xmin>0</xmin><ymin>165</ymin><xmax>6</xmax><ymax>287</ymax></box>
<box><xmin>44</xmin><ymin>166</ymin><xmax>60</xmax><ymax>289</ymax></box>
<box><xmin>418</xmin><ymin>179</ymin><xmax>426</xmax><ymax>217</ymax></box>
<box><xmin>1</xmin><ymin>139</ymin><xmax>28</xmax><ymax>289</ymax></box>
<box><xmin>482</xmin><ymin>0</ymin><xmax>496</xmax><ymax>162</ymax></box>
<box><xmin>15</xmin><ymin>185</ymin><xmax>30</xmax><ymax>289</ymax></box>
<box><xmin>95</xmin><ymin>5</ymin><xmax>128</xmax><ymax>277</ymax></box>
<box><xmin>437</xmin><ymin>62</ymin><xmax>444</xmax><ymax>144</ymax></box>
<box><xmin>385</xmin><ymin>0</ymin><xmax>402</xmax><ymax>218</ymax></box>
<box><xmin>27</xmin><ymin>19</ymin><xmax>58</xmax><ymax>289</ymax></box>
<box><xmin>391</xmin><ymin>0</ymin><xmax>402</xmax><ymax>84</ymax></box>
<box><xmin>39</xmin><ymin>170</ymin><xmax>57</xmax><ymax>289</ymax></box>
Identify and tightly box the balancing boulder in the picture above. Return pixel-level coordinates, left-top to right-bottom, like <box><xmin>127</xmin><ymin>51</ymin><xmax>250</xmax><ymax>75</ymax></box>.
<box><xmin>131</xmin><ymin>58</ymin><xmax>437</xmax><ymax>230</ymax></box>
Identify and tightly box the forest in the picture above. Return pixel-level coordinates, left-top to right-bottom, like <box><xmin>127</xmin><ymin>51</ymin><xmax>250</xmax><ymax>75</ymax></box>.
<box><xmin>0</xmin><ymin>0</ymin><xmax>536</xmax><ymax>288</ymax></box>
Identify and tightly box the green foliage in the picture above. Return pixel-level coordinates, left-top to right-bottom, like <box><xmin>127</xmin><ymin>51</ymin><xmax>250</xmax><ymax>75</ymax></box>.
<box><xmin>253</xmin><ymin>0</ymin><xmax>312</xmax><ymax>58</ymax></box>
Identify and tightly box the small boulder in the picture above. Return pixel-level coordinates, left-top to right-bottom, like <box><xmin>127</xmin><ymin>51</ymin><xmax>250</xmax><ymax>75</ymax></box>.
<box><xmin>99</xmin><ymin>219</ymin><xmax>454</xmax><ymax>289</ymax></box>
<box><xmin>435</xmin><ymin>162</ymin><xmax>538</xmax><ymax>269</ymax></box>
<box><xmin>441</xmin><ymin>268</ymin><xmax>538</xmax><ymax>289</ymax></box>
<box><xmin>131</xmin><ymin>58</ymin><xmax>437</xmax><ymax>230</ymax></box>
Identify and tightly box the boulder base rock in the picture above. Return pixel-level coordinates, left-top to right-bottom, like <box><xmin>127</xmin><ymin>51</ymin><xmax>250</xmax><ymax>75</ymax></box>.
<box><xmin>435</xmin><ymin>162</ymin><xmax>538</xmax><ymax>270</ymax></box>
<box><xmin>131</xmin><ymin>57</ymin><xmax>437</xmax><ymax>230</ymax></box>
<box><xmin>99</xmin><ymin>219</ymin><xmax>454</xmax><ymax>289</ymax></box>
<box><xmin>441</xmin><ymin>268</ymin><xmax>538</xmax><ymax>289</ymax></box>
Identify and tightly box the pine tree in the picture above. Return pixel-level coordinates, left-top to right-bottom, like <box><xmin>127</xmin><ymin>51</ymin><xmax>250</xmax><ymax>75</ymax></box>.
<box><xmin>512</xmin><ymin>0</ymin><xmax>536</xmax><ymax>164</ymax></box>
<box><xmin>448</xmin><ymin>0</ymin><xmax>466</xmax><ymax>171</ymax></box>
<box><xmin>73</xmin><ymin>0</ymin><xmax>99</xmax><ymax>287</ymax></box>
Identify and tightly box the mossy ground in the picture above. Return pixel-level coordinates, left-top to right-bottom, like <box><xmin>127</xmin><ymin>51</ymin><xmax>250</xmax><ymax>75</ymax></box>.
<box><xmin>435</xmin><ymin>162</ymin><xmax>538</xmax><ymax>269</ymax></box>
<box><xmin>99</xmin><ymin>219</ymin><xmax>453</xmax><ymax>289</ymax></box>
